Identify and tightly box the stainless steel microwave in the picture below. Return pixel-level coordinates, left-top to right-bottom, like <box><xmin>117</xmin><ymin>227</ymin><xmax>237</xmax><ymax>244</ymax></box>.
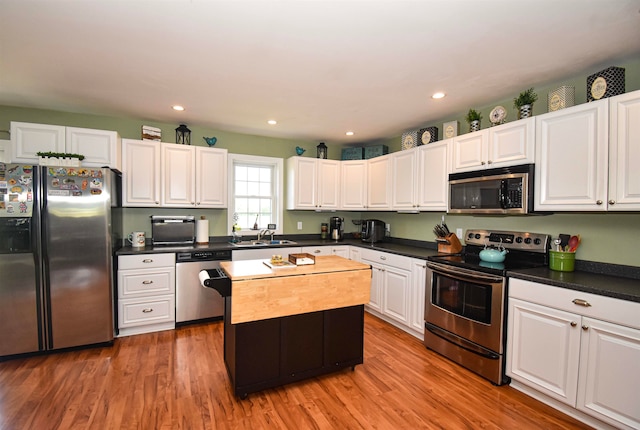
<box><xmin>448</xmin><ymin>164</ymin><xmax>535</xmax><ymax>215</ymax></box>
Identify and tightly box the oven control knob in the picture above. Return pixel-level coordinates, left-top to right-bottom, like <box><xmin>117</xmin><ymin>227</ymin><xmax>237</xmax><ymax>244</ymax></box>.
<box><xmin>474</xmin><ymin>233</ymin><xmax>481</xmax><ymax>239</ymax></box>
<box><xmin>524</xmin><ymin>238</ymin><xmax>532</xmax><ymax>244</ymax></box>
<box><xmin>534</xmin><ymin>238</ymin><xmax>542</xmax><ymax>245</ymax></box>
<box><xmin>515</xmin><ymin>237</ymin><xmax>523</xmax><ymax>243</ymax></box>
<box><xmin>468</xmin><ymin>233</ymin><xmax>474</xmax><ymax>239</ymax></box>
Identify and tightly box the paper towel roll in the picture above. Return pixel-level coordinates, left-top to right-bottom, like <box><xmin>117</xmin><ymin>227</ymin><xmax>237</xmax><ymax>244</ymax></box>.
<box><xmin>196</xmin><ymin>219</ymin><xmax>209</xmax><ymax>244</ymax></box>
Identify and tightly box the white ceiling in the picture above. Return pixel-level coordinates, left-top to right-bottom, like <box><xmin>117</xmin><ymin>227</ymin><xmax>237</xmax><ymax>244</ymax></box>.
<box><xmin>1</xmin><ymin>0</ymin><xmax>640</xmax><ymax>144</ymax></box>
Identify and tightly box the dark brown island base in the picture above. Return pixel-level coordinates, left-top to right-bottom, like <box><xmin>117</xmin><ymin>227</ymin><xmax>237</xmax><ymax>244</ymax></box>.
<box><xmin>211</xmin><ymin>256</ymin><xmax>372</xmax><ymax>399</ymax></box>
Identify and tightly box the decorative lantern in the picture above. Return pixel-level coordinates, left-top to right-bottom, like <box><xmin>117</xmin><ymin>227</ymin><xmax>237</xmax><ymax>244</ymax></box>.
<box><xmin>316</xmin><ymin>142</ymin><xmax>327</xmax><ymax>159</ymax></box>
<box><xmin>175</xmin><ymin>124</ymin><xmax>191</xmax><ymax>145</ymax></box>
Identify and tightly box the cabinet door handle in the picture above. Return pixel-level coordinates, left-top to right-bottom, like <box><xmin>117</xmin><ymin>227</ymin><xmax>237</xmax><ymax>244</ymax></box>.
<box><xmin>570</xmin><ymin>321</ymin><xmax>577</xmax><ymax>327</ymax></box>
<box><xmin>572</xmin><ymin>299</ymin><xmax>591</xmax><ymax>307</ymax></box>
<box><xmin>487</xmin><ymin>160</ymin><xmax>492</xmax><ymax>164</ymax></box>
<box><xmin>481</xmin><ymin>161</ymin><xmax>486</xmax><ymax>165</ymax></box>
<box><xmin>142</xmin><ymin>308</ymin><xmax>153</xmax><ymax>313</ymax></box>
<box><xmin>596</xmin><ymin>200</ymin><xmax>603</xmax><ymax>205</ymax></box>
<box><xmin>582</xmin><ymin>325</ymin><xmax>589</xmax><ymax>331</ymax></box>
<box><xmin>608</xmin><ymin>199</ymin><xmax>615</xmax><ymax>205</ymax></box>
<box><xmin>142</xmin><ymin>259</ymin><xmax>154</xmax><ymax>263</ymax></box>
<box><xmin>142</xmin><ymin>280</ymin><xmax>153</xmax><ymax>285</ymax></box>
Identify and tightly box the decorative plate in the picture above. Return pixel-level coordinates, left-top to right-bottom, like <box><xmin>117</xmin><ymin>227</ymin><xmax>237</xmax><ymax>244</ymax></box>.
<box><xmin>443</xmin><ymin>121</ymin><xmax>459</xmax><ymax>139</ymax></box>
<box><xmin>490</xmin><ymin>106</ymin><xmax>507</xmax><ymax>125</ymax></box>
<box><xmin>401</xmin><ymin>130</ymin><xmax>418</xmax><ymax>150</ymax></box>
<box><xmin>419</xmin><ymin>126</ymin><xmax>439</xmax><ymax>144</ymax></box>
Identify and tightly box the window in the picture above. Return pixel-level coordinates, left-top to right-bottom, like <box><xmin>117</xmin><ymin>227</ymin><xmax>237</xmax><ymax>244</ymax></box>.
<box><xmin>227</xmin><ymin>154</ymin><xmax>283</xmax><ymax>235</ymax></box>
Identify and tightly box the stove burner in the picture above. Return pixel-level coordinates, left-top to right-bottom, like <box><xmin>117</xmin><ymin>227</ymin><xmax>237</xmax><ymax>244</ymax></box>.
<box><xmin>429</xmin><ymin>229</ymin><xmax>550</xmax><ymax>275</ymax></box>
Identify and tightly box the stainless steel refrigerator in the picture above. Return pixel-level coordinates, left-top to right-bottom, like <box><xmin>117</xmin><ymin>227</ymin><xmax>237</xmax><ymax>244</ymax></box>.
<box><xmin>0</xmin><ymin>164</ymin><xmax>119</xmax><ymax>357</ymax></box>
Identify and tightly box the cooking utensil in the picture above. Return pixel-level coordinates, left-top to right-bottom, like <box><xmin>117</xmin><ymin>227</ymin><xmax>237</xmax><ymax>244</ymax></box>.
<box><xmin>568</xmin><ymin>235</ymin><xmax>581</xmax><ymax>252</ymax></box>
<box><xmin>553</xmin><ymin>238</ymin><xmax>562</xmax><ymax>252</ymax></box>
<box><xmin>559</xmin><ymin>234</ymin><xmax>570</xmax><ymax>250</ymax></box>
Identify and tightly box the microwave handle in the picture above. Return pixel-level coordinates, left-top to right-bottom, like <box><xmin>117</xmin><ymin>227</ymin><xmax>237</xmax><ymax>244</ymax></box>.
<box><xmin>500</xmin><ymin>179</ymin><xmax>508</xmax><ymax>209</ymax></box>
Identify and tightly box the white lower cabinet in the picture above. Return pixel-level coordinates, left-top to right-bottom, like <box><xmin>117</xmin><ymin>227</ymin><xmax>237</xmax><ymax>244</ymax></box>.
<box><xmin>117</xmin><ymin>253</ymin><xmax>176</xmax><ymax>337</ymax></box>
<box><xmin>360</xmin><ymin>248</ymin><xmax>417</xmax><ymax>336</ymax></box>
<box><xmin>410</xmin><ymin>259</ymin><xmax>427</xmax><ymax>336</ymax></box>
<box><xmin>507</xmin><ymin>278</ymin><xmax>640</xmax><ymax>430</ymax></box>
<box><xmin>301</xmin><ymin>245</ymin><xmax>349</xmax><ymax>258</ymax></box>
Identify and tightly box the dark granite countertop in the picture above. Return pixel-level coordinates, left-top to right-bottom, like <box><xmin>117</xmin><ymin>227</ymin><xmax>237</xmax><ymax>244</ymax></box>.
<box><xmin>115</xmin><ymin>237</ymin><xmax>440</xmax><ymax>260</ymax></box>
<box><xmin>508</xmin><ymin>267</ymin><xmax>640</xmax><ymax>303</ymax></box>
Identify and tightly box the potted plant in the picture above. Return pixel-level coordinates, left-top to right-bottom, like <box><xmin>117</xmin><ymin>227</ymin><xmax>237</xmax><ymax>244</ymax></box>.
<box><xmin>513</xmin><ymin>87</ymin><xmax>538</xmax><ymax>119</ymax></box>
<box><xmin>465</xmin><ymin>109</ymin><xmax>483</xmax><ymax>132</ymax></box>
<box><xmin>37</xmin><ymin>151</ymin><xmax>85</xmax><ymax>167</ymax></box>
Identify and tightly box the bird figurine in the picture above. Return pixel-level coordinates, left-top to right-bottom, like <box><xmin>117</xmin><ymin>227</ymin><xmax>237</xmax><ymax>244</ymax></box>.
<box><xmin>203</xmin><ymin>136</ymin><xmax>217</xmax><ymax>146</ymax></box>
<box><xmin>295</xmin><ymin>146</ymin><xmax>306</xmax><ymax>155</ymax></box>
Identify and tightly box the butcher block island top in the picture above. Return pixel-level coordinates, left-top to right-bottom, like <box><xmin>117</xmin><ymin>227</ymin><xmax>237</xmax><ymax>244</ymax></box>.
<box><xmin>220</xmin><ymin>255</ymin><xmax>371</xmax><ymax>324</ymax></box>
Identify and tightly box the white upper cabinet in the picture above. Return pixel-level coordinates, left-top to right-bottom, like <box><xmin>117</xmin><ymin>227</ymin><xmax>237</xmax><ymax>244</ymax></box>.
<box><xmin>11</xmin><ymin>122</ymin><xmax>121</xmax><ymax>168</ymax></box>
<box><xmin>452</xmin><ymin>118</ymin><xmax>534</xmax><ymax>173</ymax></box>
<box><xmin>340</xmin><ymin>160</ymin><xmax>367</xmax><ymax>210</ymax></box>
<box><xmin>162</xmin><ymin>143</ymin><xmax>196</xmax><ymax>207</ymax></box>
<box><xmin>122</xmin><ymin>139</ymin><xmax>161</xmax><ymax>207</ymax></box>
<box><xmin>535</xmin><ymin>99</ymin><xmax>609</xmax><ymax>211</ymax></box>
<box><xmin>416</xmin><ymin>140</ymin><xmax>450</xmax><ymax>211</ymax></box>
<box><xmin>195</xmin><ymin>146</ymin><xmax>227</xmax><ymax>208</ymax></box>
<box><xmin>286</xmin><ymin>157</ymin><xmax>340</xmax><ymax>210</ymax></box>
<box><xmin>391</xmin><ymin>149</ymin><xmax>417</xmax><ymax>211</ymax></box>
<box><xmin>11</xmin><ymin>122</ymin><xmax>65</xmax><ymax>162</ymax></box>
<box><xmin>66</xmin><ymin>127</ymin><xmax>121</xmax><ymax>168</ymax></box>
<box><xmin>608</xmin><ymin>90</ymin><xmax>640</xmax><ymax>210</ymax></box>
<box><xmin>366</xmin><ymin>154</ymin><xmax>392</xmax><ymax>210</ymax></box>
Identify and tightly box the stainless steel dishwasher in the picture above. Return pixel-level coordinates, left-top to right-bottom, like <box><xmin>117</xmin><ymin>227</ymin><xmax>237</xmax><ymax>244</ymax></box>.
<box><xmin>175</xmin><ymin>249</ymin><xmax>232</xmax><ymax>324</ymax></box>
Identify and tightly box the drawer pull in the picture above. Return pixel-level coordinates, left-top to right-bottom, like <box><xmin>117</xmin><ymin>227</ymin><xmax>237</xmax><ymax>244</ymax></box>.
<box><xmin>582</xmin><ymin>325</ymin><xmax>589</xmax><ymax>331</ymax></box>
<box><xmin>572</xmin><ymin>299</ymin><xmax>591</xmax><ymax>307</ymax></box>
<box><xmin>142</xmin><ymin>280</ymin><xmax>153</xmax><ymax>285</ymax></box>
<box><xmin>142</xmin><ymin>308</ymin><xmax>153</xmax><ymax>313</ymax></box>
<box><xmin>380</xmin><ymin>256</ymin><xmax>386</xmax><ymax>260</ymax></box>
<box><xmin>142</xmin><ymin>259</ymin><xmax>154</xmax><ymax>263</ymax></box>
<box><xmin>314</xmin><ymin>250</ymin><xmax>321</xmax><ymax>253</ymax></box>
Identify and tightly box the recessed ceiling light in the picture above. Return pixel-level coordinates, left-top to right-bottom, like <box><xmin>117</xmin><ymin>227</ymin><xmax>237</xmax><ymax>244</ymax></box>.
<box><xmin>172</xmin><ymin>105</ymin><xmax>185</xmax><ymax>111</ymax></box>
<box><xmin>432</xmin><ymin>92</ymin><xmax>446</xmax><ymax>99</ymax></box>
<box><xmin>346</xmin><ymin>131</ymin><xmax>354</xmax><ymax>136</ymax></box>
<box><xmin>267</xmin><ymin>120</ymin><xmax>277</xmax><ymax>125</ymax></box>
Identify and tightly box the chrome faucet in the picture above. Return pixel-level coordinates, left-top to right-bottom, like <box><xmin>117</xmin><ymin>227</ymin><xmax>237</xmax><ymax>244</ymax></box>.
<box><xmin>258</xmin><ymin>229</ymin><xmax>274</xmax><ymax>242</ymax></box>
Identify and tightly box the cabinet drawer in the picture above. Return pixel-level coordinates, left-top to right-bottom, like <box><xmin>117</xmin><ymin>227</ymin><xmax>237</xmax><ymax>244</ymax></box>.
<box><xmin>509</xmin><ymin>279</ymin><xmax>640</xmax><ymax>329</ymax></box>
<box><xmin>118</xmin><ymin>295</ymin><xmax>175</xmax><ymax>328</ymax></box>
<box><xmin>118</xmin><ymin>269</ymin><xmax>175</xmax><ymax>298</ymax></box>
<box><xmin>118</xmin><ymin>253</ymin><xmax>175</xmax><ymax>270</ymax></box>
<box><xmin>359</xmin><ymin>249</ymin><xmax>412</xmax><ymax>270</ymax></box>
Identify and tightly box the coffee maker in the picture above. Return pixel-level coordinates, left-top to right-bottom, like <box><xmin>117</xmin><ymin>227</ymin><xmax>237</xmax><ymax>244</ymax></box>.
<box><xmin>329</xmin><ymin>217</ymin><xmax>344</xmax><ymax>241</ymax></box>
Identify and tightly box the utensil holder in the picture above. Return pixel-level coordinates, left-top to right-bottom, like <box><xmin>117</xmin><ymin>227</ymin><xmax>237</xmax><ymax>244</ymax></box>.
<box><xmin>437</xmin><ymin>233</ymin><xmax>463</xmax><ymax>254</ymax></box>
<box><xmin>549</xmin><ymin>250</ymin><xmax>575</xmax><ymax>272</ymax></box>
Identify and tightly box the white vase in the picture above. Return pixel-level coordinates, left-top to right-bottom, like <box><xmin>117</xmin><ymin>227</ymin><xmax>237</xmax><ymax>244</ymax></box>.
<box><xmin>518</xmin><ymin>104</ymin><xmax>533</xmax><ymax>119</ymax></box>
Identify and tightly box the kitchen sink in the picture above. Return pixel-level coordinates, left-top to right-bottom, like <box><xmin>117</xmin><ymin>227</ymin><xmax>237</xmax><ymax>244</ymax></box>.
<box><xmin>230</xmin><ymin>239</ymin><xmax>297</xmax><ymax>247</ymax></box>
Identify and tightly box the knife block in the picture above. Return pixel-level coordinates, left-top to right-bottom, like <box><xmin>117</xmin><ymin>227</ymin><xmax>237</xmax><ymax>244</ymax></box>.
<box><xmin>437</xmin><ymin>233</ymin><xmax>463</xmax><ymax>254</ymax></box>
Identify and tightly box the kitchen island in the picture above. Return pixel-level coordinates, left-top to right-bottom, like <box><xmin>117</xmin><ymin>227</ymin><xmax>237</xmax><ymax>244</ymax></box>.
<box><xmin>216</xmin><ymin>255</ymin><xmax>371</xmax><ymax>398</ymax></box>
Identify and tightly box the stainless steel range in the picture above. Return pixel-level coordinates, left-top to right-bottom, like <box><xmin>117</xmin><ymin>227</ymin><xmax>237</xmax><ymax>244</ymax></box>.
<box><xmin>424</xmin><ymin>229</ymin><xmax>550</xmax><ymax>385</ymax></box>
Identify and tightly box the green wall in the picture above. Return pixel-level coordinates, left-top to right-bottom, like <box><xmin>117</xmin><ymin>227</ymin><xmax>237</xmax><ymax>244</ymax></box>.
<box><xmin>1</xmin><ymin>57</ymin><xmax>639</xmax><ymax>267</ymax></box>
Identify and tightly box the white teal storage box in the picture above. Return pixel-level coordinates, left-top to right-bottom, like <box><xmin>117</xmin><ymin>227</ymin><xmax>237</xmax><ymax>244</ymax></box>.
<box><xmin>364</xmin><ymin>145</ymin><xmax>389</xmax><ymax>159</ymax></box>
<box><xmin>341</xmin><ymin>147</ymin><xmax>364</xmax><ymax>160</ymax></box>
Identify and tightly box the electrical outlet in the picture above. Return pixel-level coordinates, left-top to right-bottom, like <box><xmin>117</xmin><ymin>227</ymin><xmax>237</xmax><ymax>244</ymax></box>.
<box><xmin>456</xmin><ymin>228</ymin><xmax>463</xmax><ymax>239</ymax></box>
<box><xmin>297</xmin><ymin>221</ymin><xmax>302</xmax><ymax>230</ymax></box>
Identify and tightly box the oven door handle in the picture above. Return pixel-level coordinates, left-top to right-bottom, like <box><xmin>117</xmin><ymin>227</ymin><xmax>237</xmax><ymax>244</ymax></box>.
<box><xmin>427</xmin><ymin>261</ymin><xmax>504</xmax><ymax>284</ymax></box>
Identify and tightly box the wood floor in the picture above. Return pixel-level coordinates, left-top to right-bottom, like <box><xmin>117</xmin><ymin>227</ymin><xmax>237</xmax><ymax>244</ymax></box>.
<box><xmin>0</xmin><ymin>313</ymin><xmax>591</xmax><ymax>430</ymax></box>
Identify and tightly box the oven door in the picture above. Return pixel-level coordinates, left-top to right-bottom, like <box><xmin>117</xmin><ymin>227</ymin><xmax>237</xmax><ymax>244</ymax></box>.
<box><xmin>425</xmin><ymin>261</ymin><xmax>505</xmax><ymax>353</ymax></box>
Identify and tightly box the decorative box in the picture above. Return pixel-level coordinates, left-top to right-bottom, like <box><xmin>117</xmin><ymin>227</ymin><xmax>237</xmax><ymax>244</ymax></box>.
<box><xmin>418</xmin><ymin>127</ymin><xmax>439</xmax><ymax>144</ymax></box>
<box><xmin>443</xmin><ymin>121</ymin><xmax>459</xmax><ymax>139</ymax></box>
<box><xmin>288</xmin><ymin>253</ymin><xmax>315</xmax><ymax>265</ymax></box>
<box><xmin>341</xmin><ymin>147</ymin><xmax>364</xmax><ymax>160</ymax></box>
<box><xmin>364</xmin><ymin>145</ymin><xmax>389</xmax><ymax>159</ymax></box>
<box><xmin>587</xmin><ymin>66</ymin><xmax>625</xmax><ymax>102</ymax></box>
<box><xmin>548</xmin><ymin>86</ymin><xmax>575</xmax><ymax>112</ymax></box>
